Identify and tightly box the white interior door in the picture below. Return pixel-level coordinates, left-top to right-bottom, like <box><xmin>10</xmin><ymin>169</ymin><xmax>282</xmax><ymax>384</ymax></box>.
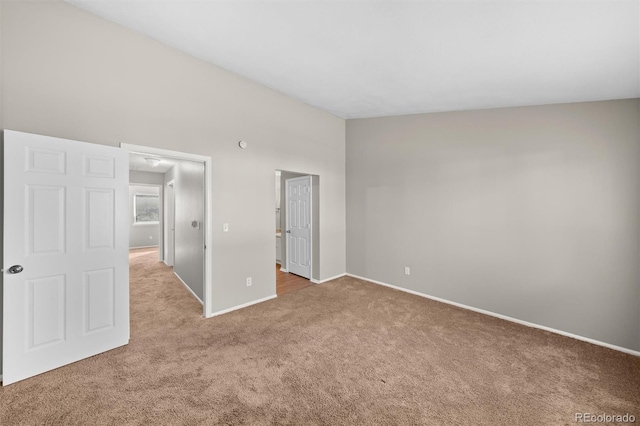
<box><xmin>3</xmin><ymin>130</ymin><xmax>129</xmax><ymax>385</ymax></box>
<box><xmin>286</xmin><ymin>176</ymin><xmax>311</xmax><ymax>279</ymax></box>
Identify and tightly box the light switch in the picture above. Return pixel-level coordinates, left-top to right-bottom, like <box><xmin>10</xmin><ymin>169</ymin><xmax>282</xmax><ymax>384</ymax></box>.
<box><xmin>223</xmin><ymin>223</ymin><xmax>229</xmax><ymax>232</ymax></box>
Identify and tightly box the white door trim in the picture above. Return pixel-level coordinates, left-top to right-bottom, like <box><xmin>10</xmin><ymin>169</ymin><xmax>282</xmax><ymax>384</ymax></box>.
<box><xmin>120</xmin><ymin>143</ymin><xmax>214</xmax><ymax>318</ymax></box>
<box><xmin>165</xmin><ymin>179</ymin><xmax>175</xmax><ymax>267</ymax></box>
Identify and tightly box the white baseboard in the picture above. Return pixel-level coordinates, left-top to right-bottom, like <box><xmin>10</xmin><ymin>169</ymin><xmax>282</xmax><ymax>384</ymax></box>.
<box><xmin>207</xmin><ymin>294</ymin><xmax>277</xmax><ymax>318</ymax></box>
<box><xmin>173</xmin><ymin>272</ymin><xmax>203</xmax><ymax>305</ymax></box>
<box><xmin>346</xmin><ymin>273</ymin><xmax>640</xmax><ymax>357</ymax></box>
<box><xmin>129</xmin><ymin>245</ymin><xmax>159</xmax><ymax>250</ymax></box>
<box><xmin>311</xmin><ymin>273</ymin><xmax>346</xmax><ymax>284</ymax></box>
<box><xmin>280</xmin><ymin>267</ymin><xmax>288</xmax><ymax>273</ymax></box>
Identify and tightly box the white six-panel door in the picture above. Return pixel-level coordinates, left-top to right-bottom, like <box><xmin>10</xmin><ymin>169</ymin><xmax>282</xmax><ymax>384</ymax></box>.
<box><xmin>3</xmin><ymin>130</ymin><xmax>129</xmax><ymax>385</ymax></box>
<box><xmin>286</xmin><ymin>176</ymin><xmax>311</xmax><ymax>279</ymax></box>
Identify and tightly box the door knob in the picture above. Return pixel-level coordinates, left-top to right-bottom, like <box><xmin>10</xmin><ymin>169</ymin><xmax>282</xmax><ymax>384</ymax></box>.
<box><xmin>8</xmin><ymin>265</ymin><xmax>23</xmax><ymax>274</ymax></box>
<box><xmin>286</xmin><ymin>230</ymin><xmax>291</xmax><ymax>233</ymax></box>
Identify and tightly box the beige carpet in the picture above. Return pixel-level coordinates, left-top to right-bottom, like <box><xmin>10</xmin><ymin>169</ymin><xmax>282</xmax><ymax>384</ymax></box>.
<box><xmin>0</xmin><ymin>248</ymin><xmax>638</xmax><ymax>425</ymax></box>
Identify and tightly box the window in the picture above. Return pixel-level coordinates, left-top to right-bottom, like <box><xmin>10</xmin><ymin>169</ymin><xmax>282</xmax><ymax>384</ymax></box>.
<box><xmin>134</xmin><ymin>194</ymin><xmax>159</xmax><ymax>224</ymax></box>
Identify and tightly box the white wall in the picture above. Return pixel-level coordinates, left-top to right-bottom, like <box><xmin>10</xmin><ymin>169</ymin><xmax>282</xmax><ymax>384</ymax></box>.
<box><xmin>346</xmin><ymin>99</ymin><xmax>640</xmax><ymax>352</ymax></box>
<box><xmin>275</xmin><ymin>171</ymin><xmax>281</xmax><ymax>230</ymax></box>
<box><xmin>129</xmin><ymin>185</ymin><xmax>160</xmax><ymax>249</ymax></box>
<box><xmin>0</xmin><ymin>1</ymin><xmax>346</xmax><ymax>314</ymax></box>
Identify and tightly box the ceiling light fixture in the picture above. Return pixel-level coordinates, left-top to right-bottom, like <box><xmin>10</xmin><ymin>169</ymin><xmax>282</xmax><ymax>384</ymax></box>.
<box><xmin>145</xmin><ymin>157</ymin><xmax>161</xmax><ymax>167</ymax></box>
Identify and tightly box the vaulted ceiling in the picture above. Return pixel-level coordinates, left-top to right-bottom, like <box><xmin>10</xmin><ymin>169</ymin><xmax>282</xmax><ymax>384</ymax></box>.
<box><xmin>66</xmin><ymin>0</ymin><xmax>639</xmax><ymax>119</ymax></box>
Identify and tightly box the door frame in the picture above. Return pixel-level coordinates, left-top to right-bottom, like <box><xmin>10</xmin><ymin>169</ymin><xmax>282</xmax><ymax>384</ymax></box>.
<box><xmin>165</xmin><ymin>179</ymin><xmax>175</xmax><ymax>267</ymax></box>
<box><xmin>120</xmin><ymin>143</ymin><xmax>214</xmax><ymax>318</ymax></box>
<box><xmin>285</xmin><ymin>175</ymin><xmax>313</xmax><ymax>280</ymax></box>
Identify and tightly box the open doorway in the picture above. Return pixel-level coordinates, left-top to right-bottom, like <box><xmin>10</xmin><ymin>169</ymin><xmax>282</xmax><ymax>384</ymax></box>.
<box><xmin>128</xmin><ymin>182</ymin><xmax>163</xmax><ymax>296</ymax></box>
<box><xmin>275</xmin><ymin>170</ymin><xmax>320</xmax><ymax>296</ymax></box>
<box><xmin>122</xmin><ymin>144</ymin><xmax>213</xmax><ymax>317</ymax></box>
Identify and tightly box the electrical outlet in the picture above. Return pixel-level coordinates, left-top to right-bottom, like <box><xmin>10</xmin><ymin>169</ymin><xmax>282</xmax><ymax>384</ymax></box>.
<box><xmin>404</xmin><ymin>267</ymin><xmax>411</xmax><ymax>276</ymax></box>
<box><xmin>223</xmin><ymin>223</ymin><xmax>229</xmax><ymax>232</ymax></box>
<box><xmin>246</xmin><ymin>277</ymin><xmax>252</xmax><ymax>287</ymax></box>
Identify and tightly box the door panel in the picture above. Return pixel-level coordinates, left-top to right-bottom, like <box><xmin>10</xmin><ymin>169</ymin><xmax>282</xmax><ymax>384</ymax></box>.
<box><xmin>84</xmin><ymin>188</ymin><xmax>115</xmax><ymax>249</ymax></box>
<box><xmin>28</xmin><ymin>185</ymin><xmax>66</xmax><ymax>254</ymax></box>
<box><xmin>83</xmin><ymin>155</ymin><xmax>114</xmax><ymax>178</ymax></box>
<box><xmin>26</xmin><ymin>147</ymin><xmax>66</xmax><ymax>174</ymax></box>
<box><xmin>298</xmin><ymin>200</ymin><xmax>305</xmax><ymax>228</ymax></box>
<box><xmin>289</xmin><ymin>201</ymin><xmax>297</xmax><ymax>227</ymax></box>
<box><xmin>285</xmin><ymin>176</ymin><xmax>311</xmax><ymax>279</ymax></box>
<box><xmin>3</xmin><ymin>130</ymin><xmax>129</xmax><ymax>385</ymax></box>
<box><xmin>289</xmin><ymin>235</ymin><xmax>297</xmax><ymax>264</ymax></box>
<box><xmin>28</xmin><ymin>275</ymin><xmax>66</xmax><ymax>349</ymax></box>
<box><xmin>299</xmin><ymin>237</ymin><xmax>308</xmax><ymax>267</ymax></box>
<box><xmin>84</xmin><ymin>267</ymin><xmax>115</xmax><ymax>333</ymax></box>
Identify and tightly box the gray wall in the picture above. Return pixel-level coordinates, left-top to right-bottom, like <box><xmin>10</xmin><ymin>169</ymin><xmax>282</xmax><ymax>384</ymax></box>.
<box><xmin>174</xmin><ymin>161</ymin><xmax>205</xmax><ymax>302</ymax></box>
<box><xmin>130</xmin><ymin>170</ymin><xmax>164</xmax><ymax>185</ymax></box>
<box><xmin>346</xmin><ymin>99</ymin><xmax>640</xmax><ymax>351</ymax></box>
<box><xmin>312</xmin><ymin>175</ymin><xmax>320</xmax><ymax>282</ymax></box>
<box><xmin>1</xmin><ymin>1</ymin><xmax>346</xmax><ymax>314</ymax></box>
<box><xmin>275</xmin><ymin>172</ymin><xmax>281</xmax><ymax>230</ymax></box>
<box><xmin>128</xmin><ymin>184</ymin><xmax>160</xmax><ymax>248</ymax></box>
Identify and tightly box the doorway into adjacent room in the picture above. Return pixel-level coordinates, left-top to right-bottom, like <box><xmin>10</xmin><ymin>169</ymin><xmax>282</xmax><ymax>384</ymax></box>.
<box><xmin>275</xmin><ymin>170</ymin><xmax>320</xmax><ymax>296</ymax></box>
<box><xmin>123</xmin><ymin>144</ymin><xmax>213</xmax><ymax>317</ymax></box>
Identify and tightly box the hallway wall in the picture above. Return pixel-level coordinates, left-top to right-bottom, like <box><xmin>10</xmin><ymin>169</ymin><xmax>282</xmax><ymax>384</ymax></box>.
<box><xmin>173</xmin><ymin>161</ymin><xmax>205</xmax><ymax>301</ymax></box>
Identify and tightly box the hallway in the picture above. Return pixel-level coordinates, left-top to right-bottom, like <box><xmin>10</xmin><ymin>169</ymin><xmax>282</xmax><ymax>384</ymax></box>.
<box><xmin>133</xmin><ymin>248</ymin><xmax>312</xmax><ymax>298</ymax></box>
<box><xmin>276</xmin><ymin>264</ymin><xmax>312</xmax><ymax>296</ymax></box>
